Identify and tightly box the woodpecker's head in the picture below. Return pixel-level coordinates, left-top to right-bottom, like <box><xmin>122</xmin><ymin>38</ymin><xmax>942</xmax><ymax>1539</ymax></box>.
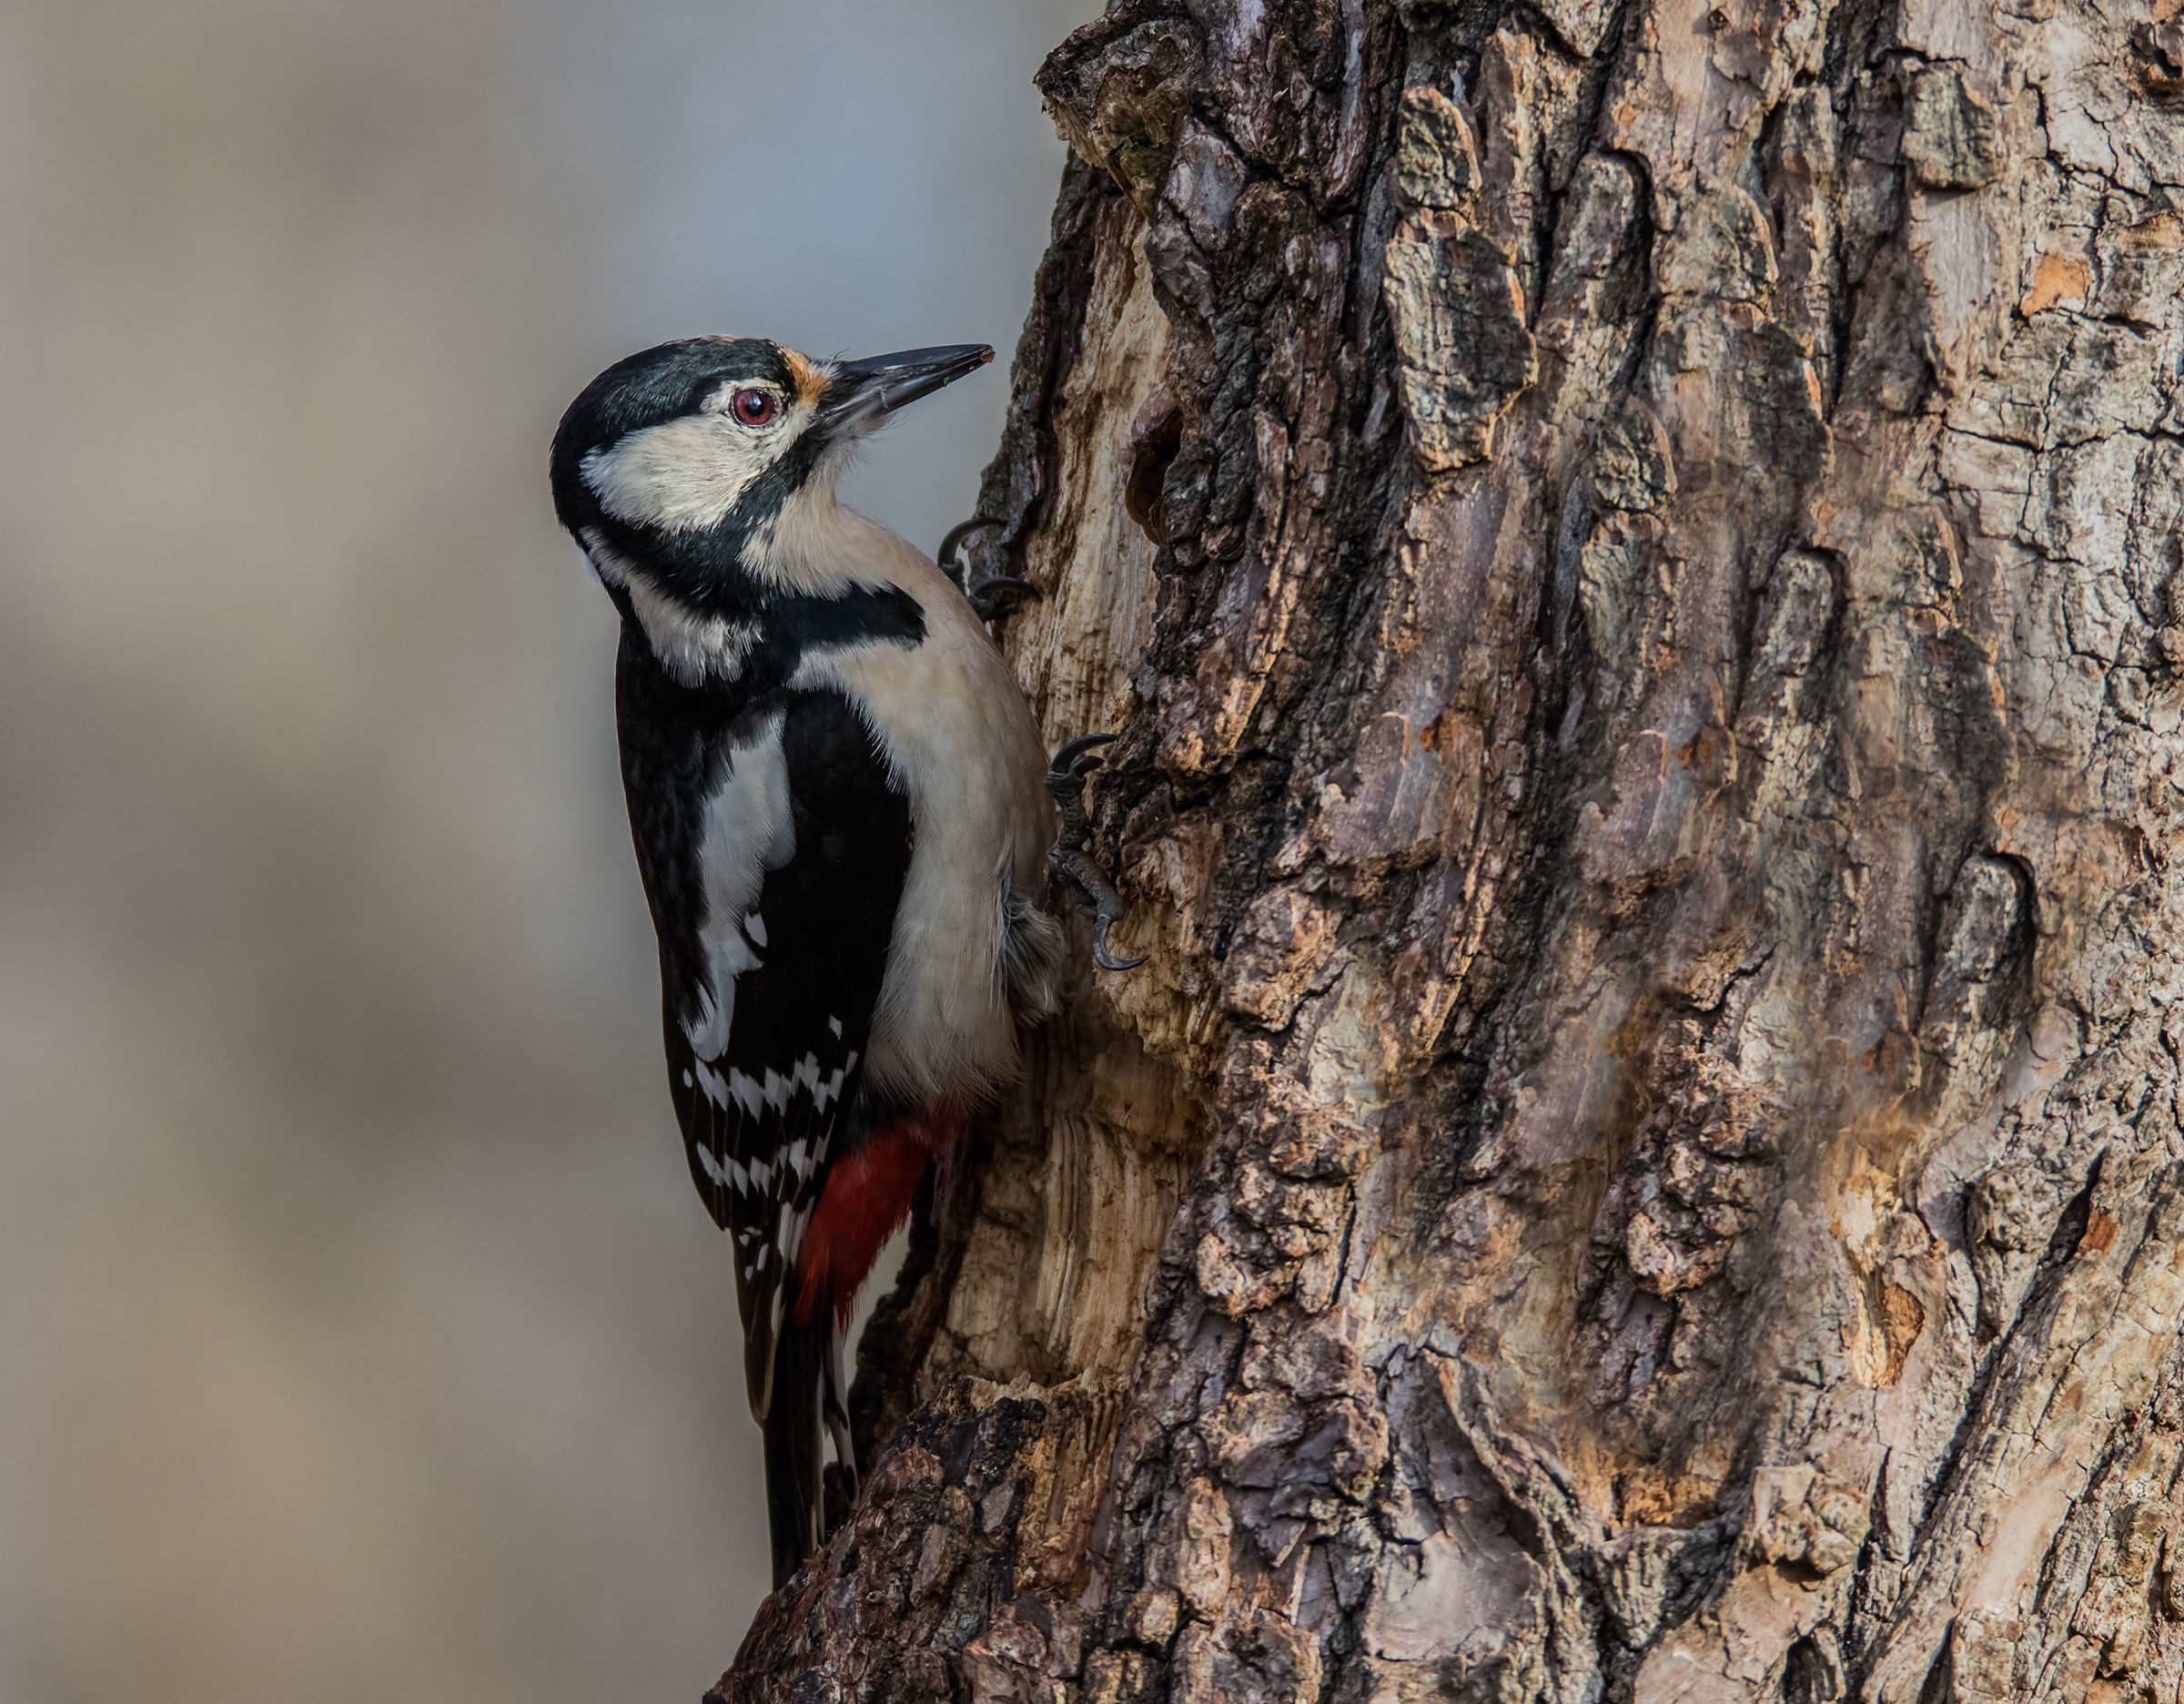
<box><xmin>551</xmin><ymin>336</ymin><xmax>992</xmax><ymax>585</ymax></box>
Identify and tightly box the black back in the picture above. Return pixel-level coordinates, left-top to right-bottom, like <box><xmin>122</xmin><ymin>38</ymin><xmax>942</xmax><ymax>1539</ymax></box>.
<box><xmin>614</xmin><ymin>626</ymin><xmax>913</xmax><ymax>1414</ymax></box>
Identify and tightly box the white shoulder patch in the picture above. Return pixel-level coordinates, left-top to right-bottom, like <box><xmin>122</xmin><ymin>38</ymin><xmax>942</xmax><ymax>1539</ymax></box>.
<box><xmin>580</xmin><ymin>530</ymin><xmax>758</xmax><ymax>686</ymax></box>
<box><xmin>682</xmin><ymin>713</ymin><xmax>796</xmax><ymax>1061</ymax></box>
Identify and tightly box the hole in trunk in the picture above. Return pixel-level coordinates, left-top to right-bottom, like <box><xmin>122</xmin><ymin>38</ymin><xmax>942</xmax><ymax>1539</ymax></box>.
<box><xmin>1125</xmin><ymin>390</ymin><xmax>1183</xmax><ymax>544</ymax></box>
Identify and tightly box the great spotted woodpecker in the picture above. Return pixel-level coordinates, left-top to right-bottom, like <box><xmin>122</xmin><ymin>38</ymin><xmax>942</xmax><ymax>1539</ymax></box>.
<box><xmin>550</xmin><ymin>337</ymin><xmax>1135</xmax><ymax>1588</ymax></box>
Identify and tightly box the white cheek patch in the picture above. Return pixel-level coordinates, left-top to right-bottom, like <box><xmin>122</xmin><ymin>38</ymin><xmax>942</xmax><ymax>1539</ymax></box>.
<box><xmin>580</xmin><ymin>402</ymin><xmax>816</xmax><ymax>533</ymax></box>
<box><xmin>582</xmin><ymin>413</ymin><xmax>767</xmax><ymax>532</ymax></box>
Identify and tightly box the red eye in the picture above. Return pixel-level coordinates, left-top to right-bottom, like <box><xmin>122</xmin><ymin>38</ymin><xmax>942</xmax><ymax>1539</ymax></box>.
<box><xmin>732</xmin><ymin>388</ymin><xmax>775</xmax><ymax>426</ymax></box>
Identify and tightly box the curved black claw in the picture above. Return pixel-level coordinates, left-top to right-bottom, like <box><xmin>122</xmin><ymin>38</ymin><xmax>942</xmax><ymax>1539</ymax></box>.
<box><xmin>967</xmin><ymin>574</ymin><xmax>1038</xmax><ymax>623</ymax></box>
<box><xmin>935</xmin><ymin>516</ymin><xmax>996</xmax><ymax>584</ymax></box>
<box><xmin>1090</xmin><ymin>916</ymin><xmax>1145</xmax><ymax>974</ymax></box>
<box><xmin>1045</xmin><ymin>733</ymin><xmax>1148</xmax><ymax>972</ymax></box>
<box><xmin>938</xmin><ymin>517</ymin><xmax>1041</xmax><ymax>626</ymax></box>
<box><xmin>1051</xmin><ymin>731</ymin><xmax>1117</xmax><ymax>773</ymax></box>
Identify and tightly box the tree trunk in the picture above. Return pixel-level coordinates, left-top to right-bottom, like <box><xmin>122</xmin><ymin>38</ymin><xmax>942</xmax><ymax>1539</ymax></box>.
<box><xmin>716</xmin><ymin>0</ymin><xmax>2184</xmax><ymax>1699</ymax></box>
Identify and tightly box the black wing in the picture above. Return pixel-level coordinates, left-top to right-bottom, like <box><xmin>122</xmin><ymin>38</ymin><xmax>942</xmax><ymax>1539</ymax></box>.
<box><xmin>617</xmin><ymin>641</ymin><xmax>911</xmax><ymax>1419</ymax></box>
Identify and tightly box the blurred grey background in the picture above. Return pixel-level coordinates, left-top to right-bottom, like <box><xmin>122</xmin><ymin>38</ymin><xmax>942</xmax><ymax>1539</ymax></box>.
<box><xmin>0</xmin><ymin>2</ymin><xmax>1090</xmax><ymax>1698</ymax></box>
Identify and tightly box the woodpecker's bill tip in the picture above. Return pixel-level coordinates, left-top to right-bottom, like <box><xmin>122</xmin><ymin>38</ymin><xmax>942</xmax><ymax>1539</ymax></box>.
<box><xmin>824</xmin><ymin>344</ymin><xmax>994</xmax><ymax>434</ymax></box>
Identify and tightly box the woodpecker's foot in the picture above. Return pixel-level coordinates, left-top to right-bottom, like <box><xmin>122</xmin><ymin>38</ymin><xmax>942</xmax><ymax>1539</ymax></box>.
<box><xmin>1045</xmin><ymin>734</ymin><xmax>1147</xmax><ymax>972</ymax></box>
<box><xmin>938</xmin><ymin>516</ymin><xmax>1040</xmax><ymax>624</ymax></box>
<box><xmin>968</xmin><ymin>574</ymin><xmax>1038</xmax><ymax>623</ymax></box>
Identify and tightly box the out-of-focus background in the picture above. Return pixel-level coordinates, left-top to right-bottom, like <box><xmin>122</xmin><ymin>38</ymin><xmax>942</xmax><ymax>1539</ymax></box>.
<box><xmin>0</xmin><ymin>2</ymin><xmax>1091</xmax><ymax>1698</ymax></box>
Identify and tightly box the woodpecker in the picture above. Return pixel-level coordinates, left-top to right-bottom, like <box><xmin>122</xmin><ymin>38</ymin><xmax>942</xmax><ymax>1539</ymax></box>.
<box><xmin>550</xmin><ymin>335</ymin><xmax>1133</xmax><ymax>1588</ymax></box>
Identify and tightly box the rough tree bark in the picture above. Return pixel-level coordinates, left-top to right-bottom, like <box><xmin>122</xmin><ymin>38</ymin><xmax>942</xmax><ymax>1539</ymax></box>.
<box><xmin>716</xmin><ymin>0</ymin><xmax>2184</xmax><ymax>1698</ymax></box>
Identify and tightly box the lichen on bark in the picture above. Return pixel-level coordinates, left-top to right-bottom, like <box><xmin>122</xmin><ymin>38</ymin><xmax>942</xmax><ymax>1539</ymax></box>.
<box><xmin>717</xmin><ymin>0</ymin><xmax>2184</xmax><ymax>1699</ymax></box>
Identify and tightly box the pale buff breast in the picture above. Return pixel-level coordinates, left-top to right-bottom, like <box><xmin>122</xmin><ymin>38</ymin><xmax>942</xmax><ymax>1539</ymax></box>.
<box><xmin>779</xmin><ymin>506</ymin><xmax>1057</xmax><ymax>1110</ymax></box>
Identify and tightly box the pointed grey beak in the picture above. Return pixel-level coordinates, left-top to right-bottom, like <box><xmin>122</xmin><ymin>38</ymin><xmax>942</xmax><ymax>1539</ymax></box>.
<box><xmin>823</xmin><ymin>344</ymin><xmax>994</xmax><ymax>436</ymax></box>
